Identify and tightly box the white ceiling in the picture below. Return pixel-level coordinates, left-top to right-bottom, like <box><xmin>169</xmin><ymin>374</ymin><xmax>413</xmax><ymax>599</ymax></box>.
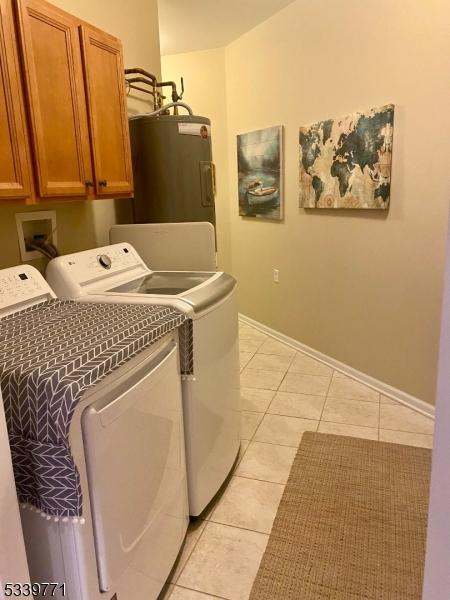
<box><xmin>158</xmin><ymin>0</ymin><xmax>296</xmax><ymax>56</ymax></box>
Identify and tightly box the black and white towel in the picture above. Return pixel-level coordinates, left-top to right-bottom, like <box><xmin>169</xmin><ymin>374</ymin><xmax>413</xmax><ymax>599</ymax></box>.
<box><xmin>0</xmin><ymin>300</ymin><xmax>190</xmax><ymax>519</ymax></box>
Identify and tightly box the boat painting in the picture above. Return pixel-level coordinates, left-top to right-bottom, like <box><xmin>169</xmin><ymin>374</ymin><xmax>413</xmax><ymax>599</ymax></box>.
<box><xmin>237</xmin><ymin>126</ymin><xmax>283</xmax><ymax>219</ymax></box>
<box><xmin>247</xmin><ymin>185</ymin><xmax>278</xmax><ymax>205</ymax></box>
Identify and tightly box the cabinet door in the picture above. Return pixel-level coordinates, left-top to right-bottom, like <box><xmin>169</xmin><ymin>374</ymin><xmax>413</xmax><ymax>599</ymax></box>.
<box><xmin>80</xmin><ymin>25</ymin><xmax>133</xmax><ymax>196</ymax></box>
<box><xmin>16</xmin><ymin>0</ymin><xmax>92</xmax><ymax>198</ymax></box>
<box><xmin>0</xmin><ymin>0</ymin><xmax>31</xmax><ymax>200</ymax></box>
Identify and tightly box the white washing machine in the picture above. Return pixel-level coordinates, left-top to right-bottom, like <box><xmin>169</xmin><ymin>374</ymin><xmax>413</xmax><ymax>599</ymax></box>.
<box><xmin>47</xmin><ymin>243</ymin><xmax>241</xmax><ymax>516</ymax></box>
<box><xmin>0</xmin><ymin>265</ymin><xmax>188</xmax><ymax>600</ymax></box>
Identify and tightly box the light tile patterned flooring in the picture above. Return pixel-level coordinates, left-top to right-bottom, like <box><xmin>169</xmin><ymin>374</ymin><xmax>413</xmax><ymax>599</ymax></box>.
<box><xmin>160</xmin><ymin>321</ymin><xmax>434</xmax><ymax>600</ymax></box>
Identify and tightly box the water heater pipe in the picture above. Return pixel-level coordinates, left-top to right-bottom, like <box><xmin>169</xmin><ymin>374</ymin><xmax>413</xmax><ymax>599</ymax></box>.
<box><xmin>124</xmin><ymin>67</ymin><xmax>157</xmax><ymax>84</ymax></box>
<box><xmin>125</xmin><ymin>68</ymin><xmax>159</xmax><ymax>109</ymax></box>
<box><xmin>142</xmin><ymin>102</ymin><xmax>194</xmax><ymax>117</ymax></box>
<box><xmin>157</xmin><ymin>80</ymin><xmax>183</xmax><ymax>103</ymax></box>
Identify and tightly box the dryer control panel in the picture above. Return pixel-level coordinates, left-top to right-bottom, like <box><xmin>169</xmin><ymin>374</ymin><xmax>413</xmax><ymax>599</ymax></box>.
<box><xmin>46</xmin><ymin>243</ymin><xmax>149</xmax><ymax>299</ymax></box>
<box><xmin>0</xmin><ymin>265</ymin><xmax>55</xmax><ymax>316</ymax></box>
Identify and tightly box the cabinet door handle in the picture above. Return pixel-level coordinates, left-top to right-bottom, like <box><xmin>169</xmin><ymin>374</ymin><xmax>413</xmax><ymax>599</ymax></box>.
<box><xmin>85</xmin><ymin>180</ymin><xmax>94</xmax><ymax>187</ymax></box>
<box><xmin>98</xmin><ymin>180</ymin><xmax>108</xmax><ymax>187</ymax></box>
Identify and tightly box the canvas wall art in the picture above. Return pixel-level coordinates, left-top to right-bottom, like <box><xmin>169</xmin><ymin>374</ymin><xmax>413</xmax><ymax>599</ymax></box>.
<box><xmin>299</xmin><ymin>104</ymin><xmax>394</xmax><ymax>209</ymax></box>
<box><xmin>237</xmin><ymin>125</ymin><xmax>283</xmax><ymax>220</ymax></box>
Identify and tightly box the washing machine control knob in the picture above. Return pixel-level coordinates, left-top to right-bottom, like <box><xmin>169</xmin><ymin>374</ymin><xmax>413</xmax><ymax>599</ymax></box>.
<box><xmin>98</xmin><ymin>254</ymin><xmax>112</xmax><ymax>269</ymax></box>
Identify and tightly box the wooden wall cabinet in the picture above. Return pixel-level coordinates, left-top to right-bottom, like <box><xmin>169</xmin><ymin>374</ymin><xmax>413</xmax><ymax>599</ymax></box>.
<box><xmin>80</xmin><ymin>26</ymin><xmax>133</xmax><ymax>196</ymax></box>
<box><xmin>0</xmin><ymin>0</ymin><xmax>31</xmax><ymax>200</ymax></box>
<box><xmin>16</xmin><ymin>0</ymin><xmax>93</xmax><ymax>198</ymax></box>
<box><xmin>0</xmin><ymin>0</ymin><xmax>133</xmax><ymax>202</ymax></box>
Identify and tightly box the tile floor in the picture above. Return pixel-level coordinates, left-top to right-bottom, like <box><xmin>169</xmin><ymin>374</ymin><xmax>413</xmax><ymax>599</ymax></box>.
<box><xmin>160</xmin><ymin>321</ymin><xmax>434</xmax><ymax>600</ymax></box>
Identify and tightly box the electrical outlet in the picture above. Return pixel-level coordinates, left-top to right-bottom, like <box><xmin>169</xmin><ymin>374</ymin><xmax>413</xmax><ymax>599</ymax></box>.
<box><xmin>273</xmin><ymin>269</ymin><xmax>279</xmax><ymax>283</ymax></box>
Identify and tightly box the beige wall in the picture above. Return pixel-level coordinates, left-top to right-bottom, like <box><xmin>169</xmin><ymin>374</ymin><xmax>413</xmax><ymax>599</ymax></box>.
<box><xmin>162</xmin><ymin>48</ymin><xmax>232</xmax><ymax>272</ymax></box>
<box><xmin>0</xmin><ymin>0</ymin><xmax>161</xmax><ymax>272</ymax></box>
<box><xmin>164</xmin><ymin>0</ymin><xmax>450</xmax><ymax>404</ymax></box>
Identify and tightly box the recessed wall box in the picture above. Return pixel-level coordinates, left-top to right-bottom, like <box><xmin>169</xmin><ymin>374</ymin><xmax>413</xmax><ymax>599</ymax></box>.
<box><xmin>15</xmin><ymin>211</ymin><xmax>57</xmax><ymax>261</ymax></box>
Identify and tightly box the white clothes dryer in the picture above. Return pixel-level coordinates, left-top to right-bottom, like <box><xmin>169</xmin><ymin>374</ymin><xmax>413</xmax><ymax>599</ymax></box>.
<box><xmin>0</xmin><ymin>390</ymin><xmax>30</xmax><ymax>591</ymax></box>
<box><xmin>47</xmin><ymin>243</ymin><xmax>241</xmax><ymax>516</ymax></box>
<box><xmin>0</xmin><ymin>265</ymin><xmax>188</xmax><ymax>600</ymax></box>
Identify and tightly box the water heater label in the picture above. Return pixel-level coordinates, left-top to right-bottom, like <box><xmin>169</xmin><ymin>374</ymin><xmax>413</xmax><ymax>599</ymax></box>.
<box><xmin>178</xmin><ymin>122</ymin><xmax>211</xmax><ymax>138</ymax></box>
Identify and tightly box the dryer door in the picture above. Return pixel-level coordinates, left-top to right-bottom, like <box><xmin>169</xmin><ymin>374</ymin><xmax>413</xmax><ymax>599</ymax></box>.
<box><xmin>81</xmin><ymin>340</ymin><xmax>187</xmax><ymax>594</ymax></box>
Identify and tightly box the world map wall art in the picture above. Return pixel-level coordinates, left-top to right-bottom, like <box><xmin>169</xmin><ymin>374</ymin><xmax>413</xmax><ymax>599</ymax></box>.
<box><xmin>299</xmin><ymin>104</ymin><xmax>394</xmax><ymax>210</ymax></box>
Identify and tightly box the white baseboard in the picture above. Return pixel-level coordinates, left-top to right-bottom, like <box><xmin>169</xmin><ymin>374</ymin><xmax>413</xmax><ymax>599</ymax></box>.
<box><xmin>239</xmin><ymin>313</ymin><xmax>435</xmax><ymax>419</ymax></box>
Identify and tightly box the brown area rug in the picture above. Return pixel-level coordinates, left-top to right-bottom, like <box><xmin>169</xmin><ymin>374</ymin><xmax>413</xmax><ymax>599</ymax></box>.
<box><xmin>250</xmin><ymin>432</ymin><xmax>431</xmax><ymax>600</ymax></box>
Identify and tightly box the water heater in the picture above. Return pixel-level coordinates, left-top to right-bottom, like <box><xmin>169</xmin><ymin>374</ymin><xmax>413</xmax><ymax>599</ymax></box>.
<box><xmin>129</xmin><ymin>114</ymin><xmax>216</xmax><ymax>226</ymax></box>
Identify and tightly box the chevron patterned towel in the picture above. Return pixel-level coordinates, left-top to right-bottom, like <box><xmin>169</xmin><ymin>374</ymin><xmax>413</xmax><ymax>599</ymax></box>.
<box><xmin>0</xmin><ymin>299</ymin><xmax>189</xmax><ymax>518</ymax></box>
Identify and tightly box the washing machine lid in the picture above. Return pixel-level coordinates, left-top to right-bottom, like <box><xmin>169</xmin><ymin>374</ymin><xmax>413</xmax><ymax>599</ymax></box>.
<box><xmin>46</xmin><ymin>243</ymin><xmax>236</xmax><ymax>313</ymax></box>
<box><xmin>105</xmin><ymin>271</ymin><xmax>235</xmax><ymax>313</ymax></box>
<box><xmin>108</xmin><ymin>271</ymin><xmax>215</xmax><ymax>295</ymax></box>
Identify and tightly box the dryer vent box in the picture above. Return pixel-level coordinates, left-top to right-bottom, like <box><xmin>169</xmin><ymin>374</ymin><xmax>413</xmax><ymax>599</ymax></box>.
<box><xmin>15</xmin><ymin>211</ymin><xmax>57</xmax><ymax>261</ymax></box>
